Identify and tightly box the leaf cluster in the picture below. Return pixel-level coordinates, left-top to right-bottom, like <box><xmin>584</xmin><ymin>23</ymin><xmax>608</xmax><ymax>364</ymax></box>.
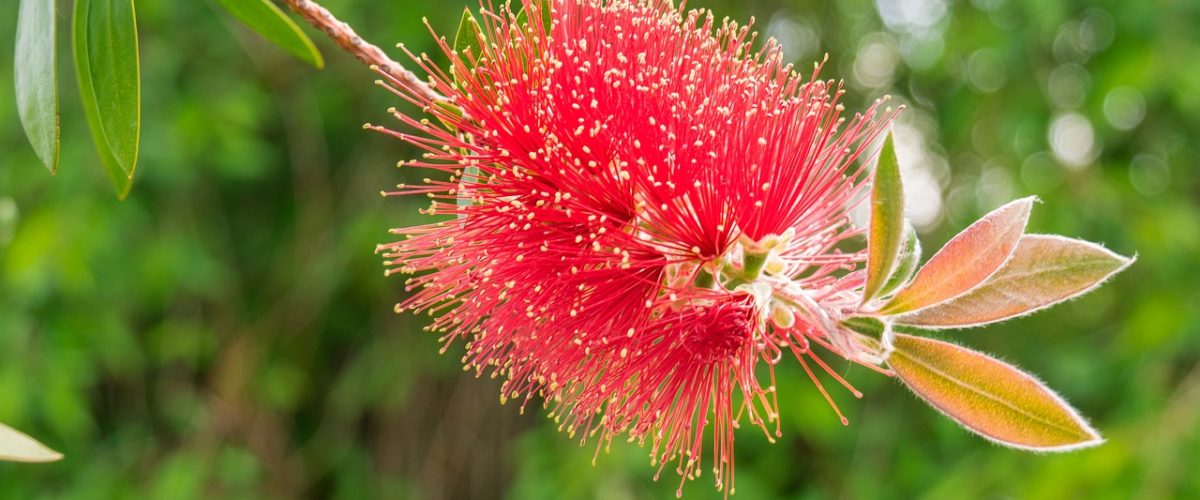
<box><xmin>12</xmin><ymin>0</ymin><xmax>323</xmax><ymax>199</ymax></box>
<box><xmin>851</xmin><ymin>134</ymin><xmax>1134</xmax><ymax>451</ymax></box>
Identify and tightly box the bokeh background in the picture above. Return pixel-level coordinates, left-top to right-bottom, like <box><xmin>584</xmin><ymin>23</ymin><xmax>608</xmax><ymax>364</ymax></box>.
<box><xmin>2</xmin><ymin>0</ymin><xmax>1198</xmax><ymax>498</ymax></box>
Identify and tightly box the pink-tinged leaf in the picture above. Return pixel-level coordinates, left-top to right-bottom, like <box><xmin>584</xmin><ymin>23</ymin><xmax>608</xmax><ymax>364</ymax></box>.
<box><xmin>887</xmin><ymin>334</ymin><xmax>1103</xmax><ymax>451</ymax></box>
<box><xmin>0</xmin><ymin>423</ymin><xmax>62</xmax><ymax>463</ymax></box>
<box><xmin>894</xmin><ymin>235</ymin><xmax>1134</xmax><ymax>328</ymax></box>
<box><xmin>879</xmin><ymin>197</ymin><xmax>1035</xmax><ymax>315</ymax></box>
<box><xmin>862</xmin><ymin>132</ymin><xmax>905</xmax><ymax>304</ymax></box>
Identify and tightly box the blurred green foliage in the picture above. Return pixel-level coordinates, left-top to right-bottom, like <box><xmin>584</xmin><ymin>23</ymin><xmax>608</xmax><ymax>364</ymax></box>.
<box><xmin>1</xmin><ymin>0</ymin><xmax>1198</xmax><ymax>498</ymax></box>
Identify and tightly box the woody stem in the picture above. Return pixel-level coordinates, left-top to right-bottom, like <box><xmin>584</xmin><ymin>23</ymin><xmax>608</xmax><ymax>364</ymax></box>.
<box><xmin>279</xmin><ymin>0</ymin><xmax>448</xmax><ymax>103</ymax></box>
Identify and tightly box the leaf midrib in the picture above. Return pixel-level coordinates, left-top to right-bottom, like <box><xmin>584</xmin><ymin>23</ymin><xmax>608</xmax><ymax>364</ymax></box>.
<box><xmin>894</xmin><ymin>348</ymin><xmax>1085</xmax><ymax>439</ymax></box>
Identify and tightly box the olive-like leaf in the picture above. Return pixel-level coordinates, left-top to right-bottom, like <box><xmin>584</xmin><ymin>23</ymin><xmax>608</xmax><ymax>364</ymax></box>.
<box><xmin>879</xmin><ymin>197</ymin><xmax>1035</xmax><ymax>315</ymax></box>
<box><xmin>454</xmin><ymin>8</ymin><xmax>483</xmax><ymax>61</ymax></box>
<box><xmin>888</xmin><ymin>334</ymin><xmax>1103</xmax><ymax>451</ymax></box>
<box><xmin>862</xmin><ymin>132</ymin><xmax>905</xmax><ymax>304</ymax></box>
<box><xmin>894</xmin><ymin>235</ymin><xmax>1134</xmax><ymax>329</ymax></box>
<box><xmin>74</xmin><ymin>0</ymin><xmax>140</xmax><ymax>198</ymax></box>
<box><xmin>877</xmin><ymin>221</ymin><xmax>922</xmax><ymax>299</ymax></box>
<box><xmin>14</xmin><ymin>0</ymin><xmax>60</xmax><ymax>174</ymax></box>
<box><xmin>514</xmin><ymin>0</ymin><xmax>553</xmax><ymax>33</ymax></box>
<box><xmin>214</xmin><ymin>0</ymin><xmax>324</xmax><ymax>68</ymax></box>
<box><xmin>87</xmin><ymin>0</ymin><xmax>140</xmax><ymax>172</ymax></box>
<box><xmin>0</xmin><ymin>423</ymin><xmax>63</xmax><ymax>463</ymax></box>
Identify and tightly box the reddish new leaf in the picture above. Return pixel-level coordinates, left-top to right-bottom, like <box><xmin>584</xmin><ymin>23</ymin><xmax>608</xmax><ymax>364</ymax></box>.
<box><xmin>879</xmin><ymin>197</ymin><xmax>1035</xmax><ymax>315</ymax></box>
<box><xmin>888</xmin><ymin>334</ymin><xmax>1102</xmax><ymax>451</ymax></box>
<box><xmin>895</xmin><ymin>235</ymin><xmax>1134</xmax><ymax>328</ymax></box>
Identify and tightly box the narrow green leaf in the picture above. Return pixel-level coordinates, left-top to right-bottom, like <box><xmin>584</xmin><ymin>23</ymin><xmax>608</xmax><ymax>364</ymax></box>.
<box><xmin>895</xmin><ymin>235</ymin><xmax>1134</xmax><ymax>329</ymax></box>
<box><xmin>214</xmin><ymin>0</ymin><xmax>324</xmax><ymax>68</ymax></box>
<box><xmin>74</xmin><ymin>0</ymin><xmax>140</xmax><ymax>198</ymax></box>
<box><xmin>529</xmin><ymin>0</ymin><xmax>553</xmax><ymax>34</ymax></box>
<box><xmin>841</xmin><ymin>316</ymin><xmax>885</xmax><ymax>339</ymax></box>
<box><xmin>87</xmin><ymin>0</ymin><xmax>140</xmax><ymax>172</ymax></box>
<box><xmin>888</xmin><ymin>334</ymin><xmax>1102</xmax><ymax>451</ymax></box>
<box><xmin>879</xmin><ymin>197</ymin><xmax>1036</xmax><ymax>315</ymax></box>
<box><xmin>511</xmin><ymin>1</ymin><xmax>551</xmax><ymax>59</ymax></box>
<box><xmin>431</xmin><ymin>99</ymin><xmax>465</xmax><ymax>132</ymax></box>
<box><xmin>514</xmin><ymin>3</ymin><xmax>531</xmax><ymax>33</ymax></box>
<box><xmin>878</xmin><ymin>221</ymin><xmax>922</xmax><ymax>299</ymax></box>
<box><xmin>14</xmin><ymin>0</ymin><xmax>60</xmax><ymax>174</ymax></box>
<box><xmin>454</xmin><ymin>8</ymin><xmax>483</xmax><ymax>61</ymax></box>
<box><xmin>862</xmin><ymin>132</ymin><xmax>905</xmax><ymax>304</ymax></box>
<box><xmin>0</xmin><ymin>423</ymin><xmax>63</xmax><ymax>463</ymax></box>
<box><xmin>74</xmin><ymin>0</ymin><xmax>129</xmax><ymax>197</ymax></box>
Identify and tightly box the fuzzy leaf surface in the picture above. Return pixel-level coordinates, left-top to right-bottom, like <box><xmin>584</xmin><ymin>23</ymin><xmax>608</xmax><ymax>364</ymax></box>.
<box><xmin>862</xmin><ymin>132</ymin><xmax>905</xmax><ymax>304</ymax></box>
<box><xmin>880</xmin><ymin>197</ymin><xmax>1035</xmax><ymax>314</ymax></box>
<box><xmin>888</xmin><ymin>333</ymin><xmax>1102</xmax><ymax>451</ymax></box>
<box><xmin>895</xmin><ymin>235</ymin><xmax>1133</xmax><ymax>328</ymax></box>
<box><xmin>878</xmin><ymin>221</ymin><xmax>922</xmax><ymax>299</ymax></box>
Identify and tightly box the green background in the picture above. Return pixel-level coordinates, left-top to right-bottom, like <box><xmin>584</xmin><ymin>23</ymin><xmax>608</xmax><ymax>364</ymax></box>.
<box><xmin>1</xmin><ymin>0</ymin><xmax>1197</xmax><ymax>498</ymax></box>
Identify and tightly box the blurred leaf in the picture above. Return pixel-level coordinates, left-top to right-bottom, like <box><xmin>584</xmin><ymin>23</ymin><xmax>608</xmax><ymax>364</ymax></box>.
<box><xmin>888</xmin><ymin>333</ymin><xmax>1103</xmax><ymax>451</ymax></box>
<box><xmin>14</xmin><ymin>0</ymin><xmax>59</xmax><ymax>174</ymax></box>
<box><xmin>880</xmin><ymin>197</ymin><xmax>1035</xmax><ymax>315</ymax></box>
<box><xmin>895</xmin><ymin>235</ymin><xmax>1134</xmax><ymax>328</ymax></box>
<box><xmin>0</xmin><ymin>423</ymin><xmax>63</xmax><ymax>463</ymax></box>
<box><xmin>73</xmin><ymin>0</ymin><xmax>140</xmax><ymax>198</ymax></box>
<box><xmin>213</xmin><ymin>0</ymin><xmax>323</xmax><ymax>68</ymax></box>
<box><xmin>862</xmin><ymin>132</ymin><xmax>904</xmax><ymax>304</ymax></box>
<box><xmin>878</xmin><ymin>222</ymin><xmax>921</xmax><ymax>299</ymax></box>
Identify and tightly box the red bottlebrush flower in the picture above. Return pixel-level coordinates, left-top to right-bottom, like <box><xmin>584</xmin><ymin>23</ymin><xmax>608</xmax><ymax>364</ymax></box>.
<box><xmin>376</xmin><ymin>0</ymin><xmax>897</xmax><ymax>495</ymax></box>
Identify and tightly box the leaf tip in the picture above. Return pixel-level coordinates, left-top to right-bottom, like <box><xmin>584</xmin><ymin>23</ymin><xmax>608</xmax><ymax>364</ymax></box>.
<box><xmin>1006</xmin><ymin>429</ymin><xmax>1105</xmax><ymax>454</ymax></box>
<box><xmin>0</xmin><ymin>423</ymin><xmax>64</xmax><ymax>463</ymax></box>
<box><xmin>309</xmin><ymin>51</ymin><xmax>326</xmax><ymax>70</ymax></box>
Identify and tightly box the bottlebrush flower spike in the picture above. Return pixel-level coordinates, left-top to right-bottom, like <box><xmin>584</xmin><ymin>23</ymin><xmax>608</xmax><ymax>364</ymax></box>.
<box><xmin>373</xmin><ymin>0</ymin><xmax>1131</xmax><ymax>495</ymax></box>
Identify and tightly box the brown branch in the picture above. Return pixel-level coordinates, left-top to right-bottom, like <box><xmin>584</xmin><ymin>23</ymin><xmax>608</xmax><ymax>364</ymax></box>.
<box><xmin>279</xmin><ymin>0</ymin><xmax>446</xmax><ymax>103</ymax></box>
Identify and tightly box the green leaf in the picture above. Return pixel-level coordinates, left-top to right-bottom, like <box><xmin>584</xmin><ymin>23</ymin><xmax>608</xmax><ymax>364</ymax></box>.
<box><xmin>457</xmin><ymin>164</ymin><xmax>479</xmax><ymax>218</ymax></box>
<box><xmin>877</xmin><ymin>221</ymin><xmax>921</xmax><ymax>299</ymax></box>
<box><xmin>74</xmin><ymin>0</ymin><xmax>140</xmax><ymax>198</ymax></box>
<box><xmin>887</xmin><ymin>334</ymin><xmax>1103</xmax><ymax>451</ymax></box>
<box><xmin>0</xmin><ymin>423</ymin><xmax>63</xmax><ymax>463</ymax></box>
<box><xmin>14</xmin><ymin>0</ymin><xmax>60</xmax><ymax>174</ymax></box>
<box><xmin>841</xmin><ymin>316</ymin><xmax>885</xmax><ymax>339</ymax></box>
<box><xmin>879</xmin><ymin>197</ymin><xmax>1035</xmax><ymax>315</ymax></box>
<box><xmin>214</xmin><ymin>0</ymin><xmax>324</xmax><ymax>68</ymax></box>
<box><xmin>862</xmin><ymin>132</ymin><xmax>905</xmax><ymax>304</ymax></box>
<box><xmin>453</xmin><ymin>8</ymin><xmax>483</xmax><ymax>61</ymax></box>
<box><xmin>73</xmin><ymin>0</ymin><xmax>125</xmax><ymax>197</ymax></box>
<box><xmin>513</xmin><ymin>0</ymin><xmax>552</xmax><ymax>33</ymax></box>
<box><xmin>894</xmin><ymin>235</ymin><xmax>1134</xmax><ymax>328</ymax></box>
